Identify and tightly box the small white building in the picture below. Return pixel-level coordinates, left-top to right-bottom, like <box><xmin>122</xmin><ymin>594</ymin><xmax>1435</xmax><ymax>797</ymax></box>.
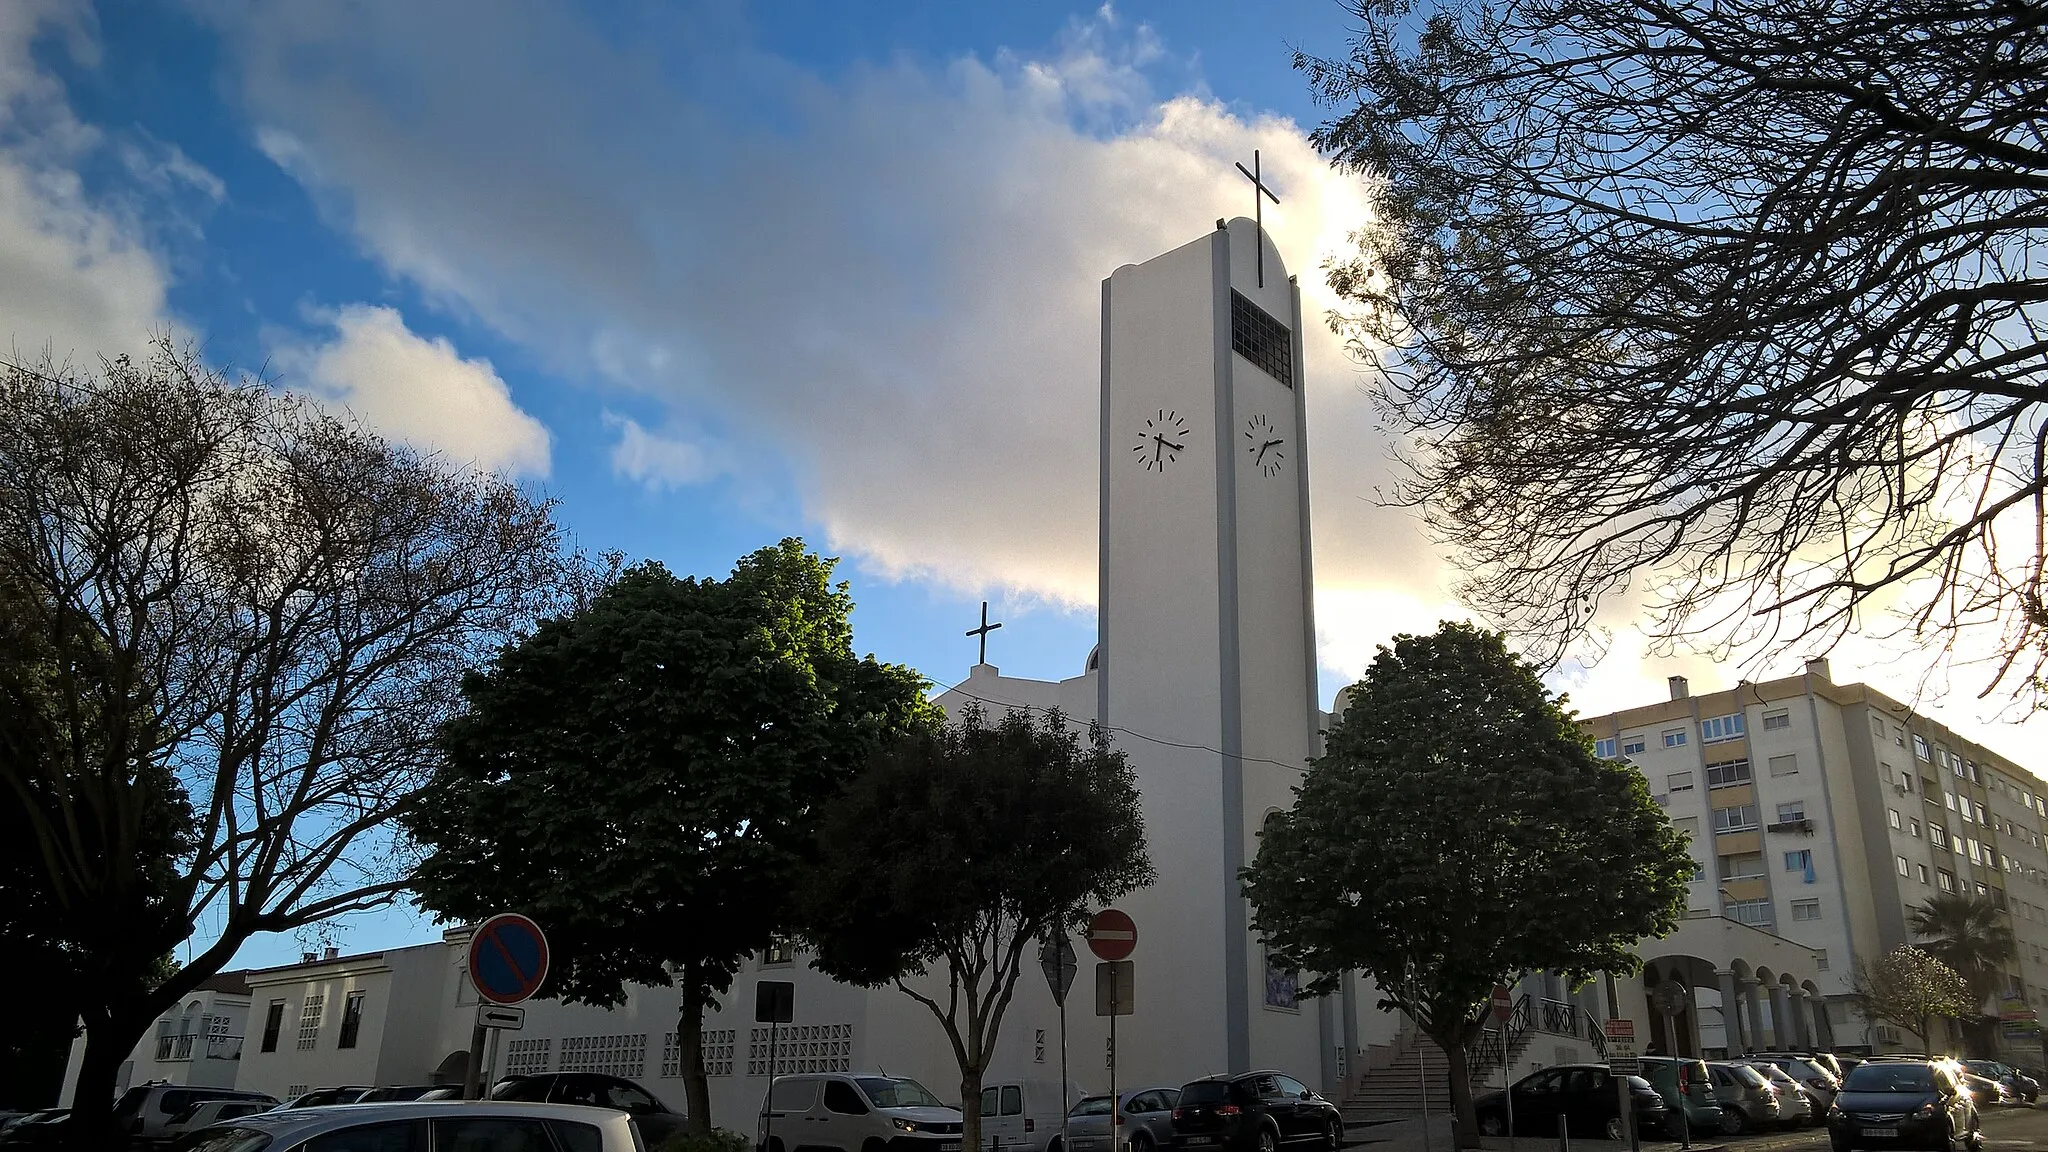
<box><xmin>59</xmin><ymin>971</ymin><xmax>253</xmax><ymax>1098</ymax></box>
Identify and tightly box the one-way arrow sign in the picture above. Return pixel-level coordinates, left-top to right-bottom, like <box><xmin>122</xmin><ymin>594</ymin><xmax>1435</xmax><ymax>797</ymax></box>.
<box><xmin>1039</xmin><ymin>935</ymin><xmax>1078</xmax><ymax>1006</ymax></box>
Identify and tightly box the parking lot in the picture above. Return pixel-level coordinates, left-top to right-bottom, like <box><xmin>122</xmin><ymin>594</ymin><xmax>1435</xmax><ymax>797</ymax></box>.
<box><xmin>1347</xmin><ymin>1103</ymin><xmax>2048</xmax><ymax>1152</ymax></box>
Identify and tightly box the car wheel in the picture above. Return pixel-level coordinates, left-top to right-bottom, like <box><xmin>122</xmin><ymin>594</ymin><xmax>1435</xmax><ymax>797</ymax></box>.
<box><xmin>1478</xmin><ymin>1113</ymin><xmax>1505</xmax><ymax>1138</ymax></box>
<box><xmin>1257</xmin><ymin>1125</ymin><xmax>1279</xmax><ymax>1152</ymax></box>
<box><xmin>1323</xmin><ymin>1119</ymin><xmax>1342</xmax><ymax>1151</ymax></box>
<box><xmin>1132</xmin><ymin>1134</ymin><xmax>1153</xmax><ymax>1152</ymax></box>
<box><xmin>1603</xmin><ymin>1116</ymin><xmax>1625</xmax><ymax>1142</ymax></box>
<box><xmin>1720</xmin><ymin>1108</ymin><xmax>1748</xmax><ymax>1136</ymax></box>
<box><xmin>1049</xmin><ymin>1140</ymin><xmax>1064</xmax><ymax>1152</ymax></box>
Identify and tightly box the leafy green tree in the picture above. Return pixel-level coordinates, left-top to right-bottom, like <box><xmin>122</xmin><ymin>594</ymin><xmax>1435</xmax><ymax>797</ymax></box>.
<box><xmin>1296</xmin><ymin>0</ymin><xmax>2048</xmax><ymax>701</ymax></box>
<box><xmin>801</xmin><ymin>707</ymin><xmax>1154</xmax><ymax>1152</ymax></box>
<box><xmin>1909</xmin><ymin>893</ymin><xmax>2018</xmax><ymax>1055</ymax></box>
<box><xmin>406</xmin><ymin>545</ymin><xmax>938</xmax><ymax>1130</ymax></box>
<box><xmin>1242</xmin><ymin>623</ymin><xmax>1693</xmax><ymax>1148</ymax></box>
<box><xmin>1856</xmin><ymin>945</ymin><xmax>1972</xmax><ymax>1053</ymax></box>
<box><xmin>0</xmin><ymin>341</ymin><xmax>567</xmax><ymax>1146</ymax></box>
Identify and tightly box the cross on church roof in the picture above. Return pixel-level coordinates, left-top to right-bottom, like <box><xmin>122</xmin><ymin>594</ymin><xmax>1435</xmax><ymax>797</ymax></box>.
<box><xmin>1234</xmin><ymin>149</ymin><xmax>1281</xmax><ymax>287</ymax></box>
<box><xmin>966</xmin><ymin>600</ymin><xmax>1003</xmax><ymax>667</ymax></box>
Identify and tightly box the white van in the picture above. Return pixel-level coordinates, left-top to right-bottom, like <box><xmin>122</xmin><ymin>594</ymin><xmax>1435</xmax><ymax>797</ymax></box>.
<box><xmin>759</xmin><ymin>1072</ymin><xmax>966</xmax><ymax>1152</ymax></box>
<box><xmin>979</xmin><ymin>1079</ymin><xmax>1087</xmax><ymax>1152</ymax></box>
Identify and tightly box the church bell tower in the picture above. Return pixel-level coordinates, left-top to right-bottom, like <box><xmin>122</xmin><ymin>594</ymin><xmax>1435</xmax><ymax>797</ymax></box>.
<box><xmin>1097</xmin><ymin>216</ymin><xmax>1323</xmax><ymax>1081</ymax></box>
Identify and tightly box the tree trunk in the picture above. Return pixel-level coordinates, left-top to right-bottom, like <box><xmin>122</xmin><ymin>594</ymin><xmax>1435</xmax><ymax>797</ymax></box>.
<box><xmin>66</xmin><ymin>1012</ymin><xmax>142</xmax><ymax>1151</ymax></box>
<box><xmin>960</xmin><ymin>1064</ymin><xmax>986</xmax><ymax>1152</ymax></box>
<box><xmin>680</xmin><ymin>967</ymin><xmax>712</xmax><ymax>1136</ymax></box>
<box><xmin>1431</xmin><ymin>1030</ymin><xmax>1479</xmax><ymax>1150</ymax></box>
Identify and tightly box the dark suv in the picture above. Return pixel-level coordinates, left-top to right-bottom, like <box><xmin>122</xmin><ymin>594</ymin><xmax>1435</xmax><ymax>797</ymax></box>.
<box><xmin>1170</xmin><ymin>1072</ymin><xmax>1342</xmax><ymax>1152</ymax></box>
<box><xmin>489</xmin><ymin>1072</ymin><xmax>688</xmax><ymax>1144</ymax></box>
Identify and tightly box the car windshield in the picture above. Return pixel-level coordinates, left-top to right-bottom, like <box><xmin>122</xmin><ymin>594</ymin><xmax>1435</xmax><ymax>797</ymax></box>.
<box><xmin>1963</xmin><ymin>1061</ymin><xmax>1999</xmax><ymax>1077</ymax></box>
<box><xmin>857</xmin><ymin>1078</ymin><xmax>947</xmax><ymax>1109</ymax></box>
<box><xmin>1845</xmin><ymin>1064</ymin><xmax>1934</xmax><ymax>1092</ymax></box>
<box><xmin>1178</xmin><ymin>1082</ymin><xmax>1231</xmax><ymax>1105</ymax></box>
<box><xmin>1071</xmin><ymin>1097</ymin><xmax>1112</xmax><ymax>1117</ymax></box>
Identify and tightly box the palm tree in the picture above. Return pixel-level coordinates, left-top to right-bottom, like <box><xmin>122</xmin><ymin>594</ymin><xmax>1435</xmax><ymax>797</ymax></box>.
<box><xmin>1908</xmin><ymin>893</ymin><xmax>2017</xmax><ymax>1055</ymax></box>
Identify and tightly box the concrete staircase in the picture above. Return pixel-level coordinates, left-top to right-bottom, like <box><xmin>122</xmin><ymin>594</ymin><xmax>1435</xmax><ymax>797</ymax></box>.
<box><xmin>1340</xmin><ymin>1033</ymin><xmax>1457</xmax><ymax>1120</ymax></box>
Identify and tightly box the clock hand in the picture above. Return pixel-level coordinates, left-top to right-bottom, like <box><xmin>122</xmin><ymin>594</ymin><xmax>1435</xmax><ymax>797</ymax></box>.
<box><xmin>1160</xmin><ymin>439</ymin><xmax>1186</xmax><ymax>453</ymax></box>
<box><xmin>1262</xmin><ymin>439</ymin><xmax>1283</xmax><ymax>452</ymax></box>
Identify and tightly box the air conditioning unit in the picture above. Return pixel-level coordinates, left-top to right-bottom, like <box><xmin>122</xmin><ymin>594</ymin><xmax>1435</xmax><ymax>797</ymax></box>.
<box><xmin>1894</xmin><ymin>783</ymin><xmax>1909</xmax><ymax>795</ymax></box>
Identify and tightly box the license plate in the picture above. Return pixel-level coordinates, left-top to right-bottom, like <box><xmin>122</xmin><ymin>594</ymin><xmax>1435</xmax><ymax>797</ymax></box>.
<box><xmin>940</xmin><ymin>1143</ymin><xmax>961</xmax><ymax>1150</ymax></box>
<box><xmin>1183</xmin><ymin>1139</ymin><xmax>1217</xmax><ymax>1146</ymax></box>
<box><xmin>1861</xmin><ymin>1128</ymin><xmax>1897</xmax><ymax>1138</ymax></box>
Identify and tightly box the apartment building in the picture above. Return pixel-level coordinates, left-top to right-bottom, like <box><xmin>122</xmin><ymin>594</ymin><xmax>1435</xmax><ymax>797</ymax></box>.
<box><xmin>1582</xmin><ymin>658</ymin><xmax>2048</xmax><ymax>1057</ymax></box>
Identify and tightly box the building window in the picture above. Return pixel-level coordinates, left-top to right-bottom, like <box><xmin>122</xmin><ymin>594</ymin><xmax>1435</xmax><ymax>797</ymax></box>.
<box><xmin>1910</xmin><ymin>819</ymin><xmax>1921</xmax><ymax>838</ymax></box>
<box><xmin>1672</xmin><ymin>816</ymin><xmax>1699</xmax><ymax>840</ymax></box>
<box><xmin>1787</xmin><ymin>848</ymin><xmax>1814</xmax><ymax>871</ymax></box>
<box><xmin>1763</xmin><ymin>710</ymin><xmax>1791</xmax><ymax>731</ymax></box>
<box><xmin>1896</xmin><ymin>855</ymin><xmax>1911</xmax><ymax>876</ymax></box>
<box><xmin>1895</xmin><ymin>726</ymin><xmax>1906</xmax><ymax>748</ymax></box>
<box><xmin>1664</xmin><ymin>729</ymin><xmax>1688</xmax><ymax>748</ymax></box>
<box><xmin>1712</xmin><ymin>804</ymin><xmax>1760</xmax><ymax>833</ymax></box>
<box><xmin>1623</xmin><ymin>738</ymin><xmax>1646</xmax><ymax>755</ymax></box>
<box><xmin>1871</xmin><ymin>716</ymin><xmax>1885</xmax><ymax>740</ymax></box>
<box><xmin>1725</xmin><ymin>898</ymin><xmax>1773</xmax><ymax>926</ymax></box>
<box><xmin>1720</xmin><ymin>852</ymin><xmax>1766</xmax><ymax>879</ymax></box>
<box><xmin>1594</xmin><ymin>737</ymin><xmax>1617</xmax><ymax>759</ymax></box>
<box><xmin>260</xmin><ymin>1001</ymin><xmax>285</xmax><ymax>1054</ymax></box>
<box><xmin>1701</xmin><ymin>713</ymin><xmax>1746</xmax><ymax>743</ymax></box>
<box><xmin>1706</xmin><ymin>759</ymin><xmax>1753</xmax><ymax>787</ymax></box>
<box><xmin>1939</xmin><ymin>869</ymin><xmax>1957</xmax><ymax>892</ymax></box>
<box><xmin>1889</xmin><ymin>809</ymin><xmax>1902</xmax><ymax>829</ymax></box>
<box><xmin>1777</xmin><ymin>800</ymin><xmax>1807</xmax><ymax>823</ymax></box>
<box><xmin>337</xmin><ymin>992</ymin><xmax>365</xmax><ymax>1050</ymax></box>
<box><xmin>1264</xmin><ymin>946</ymin><xmax>1300</xmax><ymax>1011</ymax></box>
<box><xmin>1914</xmin><ymin>734</ymin><xmax>1932</xmax><ymax>761</ymax></box>
<box><xmin>1792</xmin><ymin>899</ymin><xmax>1823</xmax><ymax>921</ymax></box>
<box><xmin>1816</xmin><ymin>949</ymin><xmax>1829</xmax><ymax>971</ymax></box>
<box><xmin>1668</xmin><ymin>771</ymin><xmax>1695</xmax><ymax>793</ymax></box>
<box><xmin>762</xmin><ymin>935</ymin><xmax>796</xmax><ymax>967</ymax></box>
<box><xmin>1229</xmin><ymin>291</ymin><xmax>1293</xmax><ymax>385</ymax></box>
<box><xmin>1946</xmin><ymin>791</ymin><xmax>1957</xmax><ymax>810</ymax></box>
<box><xmin>1769</xmin><ymin>754</ymin><xmax>1798</xmax><ymax>776</ymax></box>
<box><xmin>1917</xmin><ymin>864</ymin><xmax>1930</xmax><ymax>884</ymax></box>
<box><xmin>296</xmin><ymin>995</ymin><xmax>324</xmax><ymax>1051</ymax></box>
<box><xmin>1930</xmin><ymin>824</ymin><xmax>1949</xmax><ymax>849</ymax></box>
<box><xmin>1896</xmin><ymin>770</ymin><xmax>1914</xmax><ymax>793</ymax></box>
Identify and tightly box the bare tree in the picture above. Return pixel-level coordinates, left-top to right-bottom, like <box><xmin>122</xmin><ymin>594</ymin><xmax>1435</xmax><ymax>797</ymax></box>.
<box><xmin>0</xmin><ymin>340</ymin><xmax>568</xmax><ymax>1145</ymax></box>
<box><xmin>1298</xmin><ymin>0</ymin><xmax>2048</xmax><ymax>700</ymax></box>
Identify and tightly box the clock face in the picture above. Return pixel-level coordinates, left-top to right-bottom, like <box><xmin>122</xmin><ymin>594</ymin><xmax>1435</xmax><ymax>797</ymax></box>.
<box><xmin>1133</xmin><ymin>409</ymin><xmax>1192</xmax><ymax>472</ymax></box>
<box><xmin>1244</xmin><ymin>413</ymin><xmax>1286</xmax><ymax>477</ymax></box>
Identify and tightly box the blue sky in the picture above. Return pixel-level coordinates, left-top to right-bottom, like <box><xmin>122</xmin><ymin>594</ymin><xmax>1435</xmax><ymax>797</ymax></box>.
<box><xmin>4</xmin><ymin>0</ymin><xmax>2038</xmax><ymax>969</ymax></box>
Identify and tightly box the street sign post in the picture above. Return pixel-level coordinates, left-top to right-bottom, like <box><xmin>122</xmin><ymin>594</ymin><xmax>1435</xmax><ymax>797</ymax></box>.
<box><xmin>1603</xmin><ymin>1018</ymin><xmax>1638</xmax><ymax>1075</ymax></box>
<box><xmin>478</xmin><ymin>1005</ymin><xmax>526</xmax><ymax>1030</ymax></box>
<box><xmin>1491</xmin><ymin>986</ymin><xmax>1513</xmax><ymax>1023</ymax></box>
<box><xmin>465</xmin><ymin>914</ymin><xmax>548</xmax><ymax>1099</ymax></box>
<box><xmin>1089</xmin><ymin>910</ymin><xmax>1137</xmax><ymax>1152</ymax></box>
<box><xmin>468</xmin><ymin>913</ymin><xmax>551</xmax><ymax>1005</ymax></box>
<box><xmin>1087</xmin><ymin>909</ymin><xmax>1137</xmax><ymax>962</ymax></box>
<box><xmin>1041</xmin><ymin>936</ymin><xmax>1079</xmax><ymax>1152</ymax></box>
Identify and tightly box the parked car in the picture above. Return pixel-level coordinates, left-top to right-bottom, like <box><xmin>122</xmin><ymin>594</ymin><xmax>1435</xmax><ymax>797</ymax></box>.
<box><xmin>1471</xmin><ymin>1064</ymin><xmax>1666</xmax><ymax>1141</ymax></box>
<box><xmin>1169</xmin><ymin>1071</ymin><xmax>1342</xmax><ymax>1152</ymax></box>
<box><xmin>275</xmin><ymin>1087</ymin><xmax>372</xmax><ymax>1109</ymax></box>
<box><xmin>1744</xmin><ymin>1058</ymin><xmax>1826</xmax><ymax>1124</ymax></box>
<box><xmin>160</xmin><ymin>1098</ymin><xmax>277</xmax><ymax>1145</ymax></box>
<box><xmin>1706</xmin><ymin>1061</ymin><xmax>1784</xmax><ymax>1135</ymax></box>
<box><xmin>355</xmin><ymin>1085</ymin><xmax>442</xmax><ymax>1103</ymax></box>
<box><xmin>0</xmin><ymin>1110</ymin><xmax>70</xmax><ymax>1148</ymax></box>
<box><xmin>757</xmin><ymin>1072</ymin><xmax>964</xmax><ymax>1152</ymax></box>
<box><xmin>1064</xmin><ymin>1089</ymin><xmax>1181</xmax><ymax>1152</ymax></box>
<box><xmin>981</xmin><ymin>1080</ymin><xmax>1087</xmax><ymax>1152</ymax></box>
<box><xmin>1751</xmin><ymin>1054</ymin><xmax>1843</xmax><ymax>1110</ymax></box>
<box><xmin>1826</xmin><ymin>1059</ymin><xmax>1981</xmax><ymax>1151</ymax></box>
<box><xmin>1961</xmin><ymin>1061</ymin><xmax>2035</xmax><ymax>1105</ymax></box>
<box><xmin>1633</xmin><ymin>1056</ymin><xmax>1723</xmax><ymax>1138</ymax></box>
<box><xmin>114</xmin><ymin>1085</ymin><xmax>279</xmax><ymax>1147</ymax></box>
<box><xmin>490</xmin><ymin>1071</ymin><xmax>687</xmax><ymax>1145</ymax></box>
<box><xmin>1957</xmin><ymin>1070</ymin><xmax>2014</xmax><ymax>1108</ymax></box>
<box><xmin>0</xmin><ymin>1111</ymin><xmax>59</xmax><ymax>1136</ymax></box>
<box><xmin>170</xmin><ymin>1100</ymin><xmax>644</xmax><ymax>1152</ymax></box>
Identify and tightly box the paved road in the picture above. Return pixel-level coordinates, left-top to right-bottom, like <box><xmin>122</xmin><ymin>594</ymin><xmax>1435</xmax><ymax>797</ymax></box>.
<box><xmin>1351</xmin><ymin>1104</ymin><xmax>2048</xmax><ymax>1152</ymax></box>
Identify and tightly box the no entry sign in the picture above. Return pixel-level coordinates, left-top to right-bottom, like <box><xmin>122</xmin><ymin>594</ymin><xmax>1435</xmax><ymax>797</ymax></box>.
<box><xmin>469</xmin><ymin>913</ymin><xmax>550</xmax><ymax>1005</ymax></box>
<box><xmin>1491</xmin><ymin>985</ymin><xmax>1513</xmax><ymax>1023</ymax></box>
<box><xmin>1087</xmin><ymin>908</ymin><xmax>1137</xmax><ymax>962</ymax></box>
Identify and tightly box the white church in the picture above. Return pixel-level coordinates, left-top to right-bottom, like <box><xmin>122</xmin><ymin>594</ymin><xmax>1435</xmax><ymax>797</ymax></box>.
<box><xmin>68</xmin><ymin>219</ymin><xmax>1670</xmax><ymax>1126</ymax></box>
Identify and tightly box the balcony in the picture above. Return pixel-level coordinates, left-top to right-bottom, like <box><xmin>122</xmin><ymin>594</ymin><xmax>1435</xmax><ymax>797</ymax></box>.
<box><xmin>1766</xmin><ymin>818</ymin><xmax>1814</xmax><ymax>834</ymax></box>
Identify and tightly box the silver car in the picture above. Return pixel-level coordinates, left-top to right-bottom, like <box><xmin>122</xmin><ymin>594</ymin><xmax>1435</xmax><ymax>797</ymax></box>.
<box><xmin>1063</xmin><ymin>1088</ymin><xmax>1181</xmax><ymax>1152</ymax></box>
<box><xmin>1706</xmin><ymin>1061</ymin><xmax>1784</xmax><ymax>1135</ymax></box>
<box><xmin>175</xmin><ymin>1100</ymin><xmax>645</xmax><ymax>1151</ymax></box>
<box><xmin>1743</xmin><ymin>1060</ymin><xmax>1820</xmax><ymax>1127</ymax></box>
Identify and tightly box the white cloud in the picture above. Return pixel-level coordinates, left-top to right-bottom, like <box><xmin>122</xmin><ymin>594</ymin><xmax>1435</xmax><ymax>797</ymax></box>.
<box><xmin>605</xmin><ymin>412</ymin><xmax>722</xmax><ymax>492</ymax></box>
<box><xmin>201</xmin><ymin>1</ymin><xmax>2041</xmax><ymax>750</ymax></box>
<box><xmin>0</xmin><ymin>1</ymin><xmax>177</xmax><ymax>366</ymax></box>
<box><xmin>273</xmin><ymin>304</ymin><xmax>551</xmax><ymax>478</ymax></box>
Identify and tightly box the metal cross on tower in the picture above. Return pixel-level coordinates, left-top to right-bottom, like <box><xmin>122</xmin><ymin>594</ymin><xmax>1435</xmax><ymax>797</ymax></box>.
<box><xmin>966</xmin><ymin>601</ymin><xmax>1003</xmax><ymax>666</ymax></box>
<box><xmin>1234</xmin><ymin>149</ymin><xmax>1281</xmax><ymax>287</ymax></box>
